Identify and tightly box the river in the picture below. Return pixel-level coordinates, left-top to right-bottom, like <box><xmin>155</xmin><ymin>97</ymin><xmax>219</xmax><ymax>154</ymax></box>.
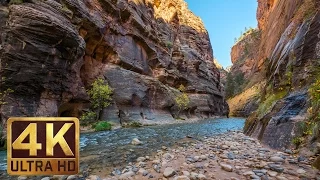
<box><xmin>0</xmin><ymin>117</ymin><xmax>245</xmax><ymax>178</ymax></box>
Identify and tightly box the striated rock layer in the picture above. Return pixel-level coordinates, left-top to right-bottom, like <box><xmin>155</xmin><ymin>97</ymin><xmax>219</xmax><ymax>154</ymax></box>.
<box><xmin>0</xmin><ymin>0</ymin><xmax>228</xmax><ymax>127</ymax></box>
<box><xmin>243</xmin><ymin>0</ymin><xmax>320</xmax><ymax>151</ymax></box>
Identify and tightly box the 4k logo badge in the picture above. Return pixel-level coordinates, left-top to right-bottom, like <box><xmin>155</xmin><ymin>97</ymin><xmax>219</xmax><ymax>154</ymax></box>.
<box><xmin>7</xmin><ymin>117</ymin><xmax>79</xmax><ymax>175</ymax></box>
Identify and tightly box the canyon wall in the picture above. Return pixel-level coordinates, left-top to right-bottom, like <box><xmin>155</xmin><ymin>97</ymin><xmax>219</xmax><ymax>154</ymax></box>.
<box><xmin>227</xmin><ymin>29</ymin><xmax>261</xmax><ymax>117</ymax></box>
<box><xmin>235</xmin><ymin>0</ymin><xmax>320</xmax><ymax>152</ymax></box>
<box><xmin>0</xmin><ymin>0</ymin><xmax>228</xmax><ymax>127</ymax></box>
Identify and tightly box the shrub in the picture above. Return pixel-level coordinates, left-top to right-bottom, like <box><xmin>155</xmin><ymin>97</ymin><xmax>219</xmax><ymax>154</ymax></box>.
<box><xmin>309</xmin><ymin>80</ymin><xmax>320</xmax><ymax>106</ymax></box>
<box><xmin>94</xmin><ymin>121</ymin><xmax>112</xmax><ymax>131</ymax></box>
<box><xmin>122</xmin><ymin>122</ymin><xmax>143</xmax><ymax>128</ymax></box>
<box><xmin>88</xmin><ymin>78</ymin><xmax>113</xmax><ymax>120</ymax></box>
<box><xmin>166</xmin><ymin>41</ymin><xmax>173</xmax><ymax>49</ymax></box>
<box><xmin>80</xmin><ymin>111</ymin><xmax>96</xmax><ymax>126</ymax></box>
<box><xmin>297</xmin><ymin>121</ymin><xmax>316</xmax><ymax>136</ymax></box>
<box><xmin>292</xmin><ymin>136</ymin><xmax>303</xmax><ymax>148</ymax></box>
<box><xmin>234</xmin><ymin>27</ymin><xmax>259</xmax><ymax>43</ymax></box>
<box><xmin>308</xmin><ymin>79</ymin><xmax>320</xmax><ymax>122</ymax></box>
<box><xmin>129</xmin><ymin>122</ymin><xmax>143</xmax><ymax>127</ymax></box>
<box><xmin>225</xmin><ymin>72</ymin><xmax>246</xmax><ymax>99</ymax></box>
<box><xmin>0</xmin><ymin>88</ymin><xmax>14</xmax><ymax>105</ymax></box>
<box><xmin>257</xmin><ymin>90</ymin><xmax>287</xmax><ymax>118</ymax></box>
<box><xmin>175</xmin><ymin>85</ymin><xmax>190</xmax><ymax>115</ymax></box>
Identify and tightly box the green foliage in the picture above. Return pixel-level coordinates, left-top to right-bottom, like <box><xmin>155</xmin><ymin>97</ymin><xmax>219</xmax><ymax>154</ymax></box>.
<box><xmin>175</xmin><ymin>85</ymin><xmax>190</xmax><ymax>112</ymax></box>
<box><xmin>292</xmin><ymin>136</ymin><xmax>303</xmax><ymax>148</ymax></box>
<box><xmin>225</xmin><ymin>73</ymin><xmax>235</xmax><ymax>98</ymax></box>
<box><xmin>297</xmin><ymin>121</ymin><xmax>316</xmax><ymax>136</ymax></box>
<box><xmin>256</xmin><ymin>90</ymin><xmax>287</xmax><ymax>118</ymax></box>
<box><xmin>312</xmin><ymin>122</ymin><xmax>320</xmax><ymax>140</ymax></box>
<box><xmin>166</xmin><ymin>41</ymin><xmax>173</xmax><ymax>49</ymax></box>
<box><xmin>309</xmin><ymin>79</ymin><xmax>320</xmax><ymax>107</ymax></box>
<box><xmin>285</xmin><ymin>71</ymin><xmax>293</xmax><ymax>86</ymax></box>
<box><xmin>234</xmin><ymin>27</ymin><xmax>259</xmax><ymax>44</ymax></box>
<box><xmin>122</xmin><ymin>122</ymin><xmax>143</xmax><ymax>128</ymax></box>
<box><xmin>88</xmin><ymin>78</ymin><xmax>113</xmax><ymax>110</ymax></box>
<box><xmin>93</xmin><ymin>121</ymin><xmax>112</xmax><ymax>131</ymax></box>
<box><xmin>80</xmin><ymin>111</ymin><xmax>97</xmax><ymax>126</ymax></box>
<box><xmin>308</xmin><ymin>79</ymin><xmax>320</xmax><ymax>122</ymax></box>
<box><xmin>0</xmin><ymin>88</ymin><xmax>14</xmax><ymax>105</ymax></box>
<box><xmin>225</xmin><ymin>72</ymin><xmax>246</xmax><ymax>99</ymax></box>
<box><xmin>9</xmin><ymin>0</ymin><xmax>23</xmax><ymax>4</ymax></box>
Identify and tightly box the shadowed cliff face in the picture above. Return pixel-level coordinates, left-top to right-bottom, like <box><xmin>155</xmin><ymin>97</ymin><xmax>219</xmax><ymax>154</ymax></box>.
<box><xmin>229</xmin><ymin>0</ymin><xmax>320</xmax><ymax>152</ymax></box>
<box><xmin>0</xmin><ymin>0</ymin><xmax>228</xmax><ymax>127</ymax></box>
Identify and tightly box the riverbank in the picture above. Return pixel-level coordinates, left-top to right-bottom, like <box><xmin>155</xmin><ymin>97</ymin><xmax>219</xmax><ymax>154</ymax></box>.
<box><xmin>80</xmin><ymin>116</ymin><xmax>225</xmax><ymax>133</ymax></box>
<box><xmin>85</xmin><ymin>131</ymin><xmax>319</xmax><ymax>180</ymax></box>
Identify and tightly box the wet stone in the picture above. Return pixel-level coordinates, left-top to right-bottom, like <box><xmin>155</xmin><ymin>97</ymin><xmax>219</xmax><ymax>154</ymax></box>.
<box><xmin>268</xmin><ymin>164</ymin><xmax>284</xmax><ymax>173</ymax></box>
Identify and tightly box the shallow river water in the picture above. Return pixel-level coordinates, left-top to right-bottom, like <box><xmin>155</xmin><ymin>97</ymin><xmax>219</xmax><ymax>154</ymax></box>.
<box><xmin>0</xmin><ymin>117</ymin><xmax>245</xmax><ymax>177</ymax></box>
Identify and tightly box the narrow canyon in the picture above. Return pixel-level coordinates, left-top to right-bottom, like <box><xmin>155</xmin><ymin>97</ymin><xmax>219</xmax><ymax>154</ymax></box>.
<box><xmin>0</xmin><ymin>0</ymin><xmax>320</xmax><ymax>179</ymax></box>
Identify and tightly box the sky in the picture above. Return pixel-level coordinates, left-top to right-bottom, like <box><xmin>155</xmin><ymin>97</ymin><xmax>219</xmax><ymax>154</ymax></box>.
<box><xmin>185</xmin><ymin>0</ymin><xmax>258</xmax><ymax>68</ymax></box>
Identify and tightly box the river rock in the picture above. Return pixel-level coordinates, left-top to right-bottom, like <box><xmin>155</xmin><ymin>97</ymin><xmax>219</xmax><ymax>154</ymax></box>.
<box><xmin>243</xmin><ymin>171</ymin><xmax>255</xmax><ymax>176</ymax></box>
<box><xmin>200</xmin><ymin>155</ymin><xmax>207</xmax><ymax>160</ymax></box>
<box><xmin>220</xmin><ymin>163</ymin><xmax>233</xmax><ymax>172</ymax></box>
<box><xmin>190</xmin><ymin>172</ymin><xmax>198</xmax><ymax>180</ymax></box>
<box><xmin>276</xmin><ymin>176</ymin><xmax>288</xmax><ymax>180</ymax></box>
<box><xmin>221</xmin><ymin>145</ymin><xmax>229</xmax><ymax>150</ymax></box>
<box><xmin>52</xmin><ymin>175</ymin><xmax>68</xmax><ymax>180</ymax></box>
<box><xmin>18</xmin><ymin>177</ymin><xmax>28</xmax><ymax>180</ymax></box>
<box><xmin>142</xmin><ymin>170</ymin><xmax>149</xmax><ymax>176</ymax></box>
<box><xmin>163</xmin><ymin>167</ymin><xmax>176</xmax><ymax>177</ymax></box>
<box><xmin>227</xmin><ymin>152</ymin><xmax>235</xmax><ymax>159</ymax></box>
<box><xmin>194</xmin><ymin>156</ymin><xmax>200</xmax><ymax>162</ymax></box>
<box><xmin>267</xmin><ymin>171</ymin><xmax>277</xmax><ymax>177</ymax></box>
<box><xmin>119</xmin><ymin>171</ymin><xmax>135</xmax><ymax>180</ymax></box>
<box><xmin>268</xmin><ymin>164</ymin><xmax>284</xmax><ymax>173</ymax></box>
<box><xmin>131</xmin><ymin>138</ymin><xmax>143</xmax><ymax>145</ymax></box>
<box><xmin>198</xmin><ymin>174</ymin><xmax>207</xmax><ymax>180</ymax></box>
<box><xmin>41</xmin><ymin>177</ymin><xmax>50</xmax><ymax>180</ymax></box>
<box><xmin>153</xmin><ymin>164</ymin><xmax>161</xmax><ymax>173</ymax></box>
<box><xmin>152</xmin><ymin>159</ymin><xmax>161</xmax><ymax>164</ymax></box>
<box><xmin>251</xmin><ymin>174</ymin><xmax>260</xmax><ymax>179</ymax></box>
<box><xmin>163</xmin><ymin>153</ymin><xmax>174</xmax><ymax>161</ymax></box>
<box><xmin>66</xmin><ymin>175</ymin><xmax>77</xmax><ymax>180</ymax></box>
<box><xmin>173</xmin><ymin>176</ymin><xmax>190</xmax><ymax>180</ymax></box>
<box><xmin>182</xmin><ymin>171</ymin><xmax>190</xmax><ymax>176</ymax></box>
<box><xmin>87</xmin><ymin>175</ymin><xmax>101</xmax><ymax>180</ymax></box>
<box><xmin>296</xmin><ymin>168</ymin><xmax>306</xmax><ymax>174</ymax></box>
<box><xmin>270</xmin><ymin>156</ymin><xmax>285</xmax><ymax>162</ymax></box>
<box><xmin>137</xmin><ymin>157</ymin><xmax>146</xmax><ymax>162</ymax></box>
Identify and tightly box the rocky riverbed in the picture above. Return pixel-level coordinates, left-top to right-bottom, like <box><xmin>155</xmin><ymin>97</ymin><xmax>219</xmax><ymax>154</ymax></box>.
<box><xmin>21</xmin><ymin>131</ymin><xmax>319</xmax><ymax>180</ymax></box>
<box><xmin>97</xmin><ymin>131</ymin><xmax>320</xmax><ymax>180</ymax></box>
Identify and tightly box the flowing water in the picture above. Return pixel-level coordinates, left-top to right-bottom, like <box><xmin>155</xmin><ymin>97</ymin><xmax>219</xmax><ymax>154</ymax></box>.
<box><xmin>0</xmin><ymin>117</ymin><xmax>245</xmax><ymax>176</ymax></box>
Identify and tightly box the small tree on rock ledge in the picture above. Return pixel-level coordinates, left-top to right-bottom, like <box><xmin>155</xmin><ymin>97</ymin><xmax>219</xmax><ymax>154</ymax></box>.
<box><xmin>175</xmin><ymin>84</ymin><xmax>190</xmax><ymax>118</ymax></box>
<box><xmin>88</xmin><ymin>78</ymin><xmax>113</xmax><ymax>121</ymax></box>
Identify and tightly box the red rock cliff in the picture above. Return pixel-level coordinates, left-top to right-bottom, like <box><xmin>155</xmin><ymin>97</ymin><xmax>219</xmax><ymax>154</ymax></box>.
<box><xmin>0</xmin><ymin>0</ymin><xmax>228</xmax><ymax>126</ymax></box>
<box><xmin>243</xmin><ymin>0</ymin><xmax>320</xmax><ymax>151</ymax></box>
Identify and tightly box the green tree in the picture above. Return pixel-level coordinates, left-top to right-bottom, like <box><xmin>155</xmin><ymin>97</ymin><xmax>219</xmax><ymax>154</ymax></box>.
<box><xmin>234</xmin><ymin>72</ymin><xmax>245</xmax><ymax>94</ymax></box>
<box><xmin>175</xmin><ymin>85</ymin><xmax>190</xmax><ymax>118</ymax></box>
<box><xmin>225</xmin><ymin>73</ymin><xmax>235</xmax><ymax>98</ymax></box>
<box><xmin>87</xmin><ymin>78</ymin><xmax>113</xmax><ymax>121</ymax></box>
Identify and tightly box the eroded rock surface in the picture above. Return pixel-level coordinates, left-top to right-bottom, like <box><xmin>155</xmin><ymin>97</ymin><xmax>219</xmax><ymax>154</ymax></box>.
<box><xmin>0</xmin><ymin>0</ymin><xmax>228</xmax><ymax>126</ymax></box>
<box><xmin>244</xmin><ymin>0</ymin><xmax>320</xmax><ymax>150</ymax></box>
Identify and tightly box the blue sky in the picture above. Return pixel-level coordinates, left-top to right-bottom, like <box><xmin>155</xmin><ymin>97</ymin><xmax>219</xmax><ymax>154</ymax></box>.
<box><xmin>185</xmin><ymin>0</ymin><xmax>258</xmax><ymax>68</ymax></box>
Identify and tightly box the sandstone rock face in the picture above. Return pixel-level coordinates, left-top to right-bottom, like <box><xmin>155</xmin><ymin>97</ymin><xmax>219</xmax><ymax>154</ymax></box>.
<box><xmin>0</xmin><ymin>0</ymin><xmax>228</xmax><ymax>127</ymax></box>
<box><xmin>230</xmin><ymin>29</ymin><xmax>260</xmax><ymax>79</ymax></box>
<box><xmin>227</xmin><ymin>30</ymin><xmax>261</xmax><ymax>117</ymax></box>
<box><xmin>243</xmin><ymin>0</ymin><xmax>320</xmax><ymax>150</ymax></box>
